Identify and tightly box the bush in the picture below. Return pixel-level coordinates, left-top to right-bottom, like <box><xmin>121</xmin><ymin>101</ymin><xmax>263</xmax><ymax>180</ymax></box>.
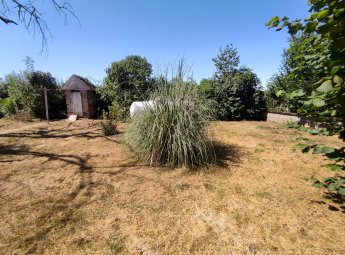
<box><xmin>10</xmin><ymin>112</ymin><xmax>33</xmax><ymax>122</ymax></box>
<box><xmin>2</xmin><ymin>71</ymin><xmax>66</xmax><ymax>119</ymax></box>
<box><xmin>100</xmin><ymin>111</ymin><xmax>117</xmax><ymax>136</ymax></box>
<box><xmin>100</xmin><ymin>102</ymin><xmax>124</xmax><ymax>136</ymax></box>
<box><xmin>125</xmin><ymin>72</ymin><xmax>215</xmax><ymax>168</ymax></box>
<box><xmin>100</xmin><ymin>55</ymin><xmax>154</xmax><ymax>119</ymax></box>
<box><xmin>0</xmin><ymin>97</ymin><xmax>17</xmax><ymax>117</ymax></box>
<box><xmin>100</xmin><ymin>119</ymin><xmax>117</xmax><ymax>136</ymax></box>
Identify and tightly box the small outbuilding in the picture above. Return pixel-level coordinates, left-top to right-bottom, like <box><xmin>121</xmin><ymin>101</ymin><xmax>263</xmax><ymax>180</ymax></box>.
<box><xmin>62</xmin><ymin>75</ymin><xmax>97</xmax><ymax>118</ymax></box>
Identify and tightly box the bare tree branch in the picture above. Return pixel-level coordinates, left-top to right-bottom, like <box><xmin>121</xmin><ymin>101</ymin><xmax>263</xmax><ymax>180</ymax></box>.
<box><xmin>0</xmin><ymin>0</ymin><xmax>78</xmax><ymax>54</ymax></box>
<box><xmin>0</xmin><ymin>14</ymin><xmax>17</xmax><ymax>24</ymax></box>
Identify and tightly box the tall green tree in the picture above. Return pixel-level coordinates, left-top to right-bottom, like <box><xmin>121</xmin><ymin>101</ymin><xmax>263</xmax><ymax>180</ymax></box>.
<box><xmin>266</xmin><ymin>35</ymin><xmax>318</xmax><ymax>112</ymax></box>
<box><xmin>102</xmin><ymin>55</ymin><xmax>154</xmax><ymax>115</ymax></box>
<box><xmin>1</xmin><ymin>58</ymin><xmax>66</xmax><ymax>118</ymax></box>
<box><xmin>206</xmin><ymin>45</ymin><xmax>266</xmax><ymax>120</ymax></box>
<box><xmin>267</xmin><ymin>0</ymin><xmax>345</xmax><ymax>201</ymax></box>
<box><xmin>212</xmin><ymin>44</ymin><xmax>240</xmax><ymax>81</ymax></box>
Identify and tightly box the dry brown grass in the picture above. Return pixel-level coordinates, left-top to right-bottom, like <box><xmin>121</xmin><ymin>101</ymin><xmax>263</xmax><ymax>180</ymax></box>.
<box><xmin>0</xmin><ymin>119</ymin><xmax>344</xmax><ymax>255</ymax></box>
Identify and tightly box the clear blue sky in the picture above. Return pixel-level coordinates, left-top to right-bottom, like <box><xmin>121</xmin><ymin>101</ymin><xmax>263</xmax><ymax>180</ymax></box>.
<box><xmin>0</xmin><ymin>0</ymin><xmax>309</xmax><ymax>86</ymax></box>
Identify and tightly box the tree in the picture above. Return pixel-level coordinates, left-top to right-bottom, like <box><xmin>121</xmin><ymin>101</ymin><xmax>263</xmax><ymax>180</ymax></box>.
<box><xmin>0</xmin><ymin>78</ymin><xmax>9</xmax><ymax>99</ymax></box>
<box><xmin>1</xmin><ymin>58</ymin><xmax>66</xmax><ymax>118</ymax></box>
<box><xmin>210</xmin><ymin>68</ymin><xmax>266</xmax><ymax>120</ymax></box>
<box><xmin>212</xmin><ymin>44</ymin><xmax>240</xmax><ymax>81</ymax></box>
<box><xmin>101</xmin><ymin>55</ymin><xmax>153</xmax><ymax>117</ymax></box>
<box><xmin>205</xmin><ymin>45</ymin><xmax>266</xmax><ymax>120</ymax></box>
<box><xmin>198</xmin><ymin>78</ymin><xmax>212</xmax><ymax>96</ymax></box>
<box><xmin>267</xmin><ymin>0</ymin><xmax>345</xmax><ymax>201</ymax></box>
<box><xmin>0</xmin><ymin>0</ymin><xmax>77</xmax><ymax>52</ymax></box>
<box><xmin>266</xmin><ymin>35</ymin><xmax>318</xmax><ymax>112</ymax></box>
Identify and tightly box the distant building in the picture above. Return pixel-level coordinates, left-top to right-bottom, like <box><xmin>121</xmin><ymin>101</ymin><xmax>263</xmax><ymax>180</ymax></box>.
<box><xmin>62</xmin><ymin>75</ymin><xmax>97</xmax><ymax>118</ymax></box>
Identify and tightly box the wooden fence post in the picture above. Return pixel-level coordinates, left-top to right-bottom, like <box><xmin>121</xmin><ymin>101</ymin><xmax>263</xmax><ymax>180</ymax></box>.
<box><xmin>44</xmin><ymin>88</ymin><xmax>49</xmax><ymax>123</ymax></box>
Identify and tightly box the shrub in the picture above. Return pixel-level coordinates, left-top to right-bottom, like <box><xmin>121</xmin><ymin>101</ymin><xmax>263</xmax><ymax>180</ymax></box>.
<box><xmin>100</xmin><ymin>111</ymin><xmax>117</xmax><ymax>136</ymax></box>
<box><xmin>3</xmin><ymin>71</ymin><xmax>66</xmax><ymax>119</ymax></box>
<box><xmin>0</xmin><ymin>97</ymin><xmax>17</xmax><ymax>117</ymax></box>
<box><xmin>10</xmin><ymin>112</ymin><xmax>33</xmax><ymax>122</ymax></box>
<box><xmin>101</xmin><ymin>55</ymin><xmax>154</xmax><ymax>119</ymax></box>
<box><xmin>284</xmin><ymin>120</ymin><xmax>300</xmax><ymax>129</ymax></box>
<box><xmin>100</xmin><ymin>102</ymin><xmax>123</xmax><ymax>136</ymax></box>
<box><xmin>125</xmin><ymin>71</ymin><xmax>216</xmax><ymax>168</ymax></box>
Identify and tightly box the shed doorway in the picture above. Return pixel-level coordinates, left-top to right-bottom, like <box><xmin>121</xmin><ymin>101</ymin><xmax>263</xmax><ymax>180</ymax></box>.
<box><xmin>62</xmin><ymin>74</ymin><xmax>97</xmax><ymax>119</ymax></box>
<box><xmin>71</xmin><ymin>91</ymin><xmax>83</xmax><ymax>117</ymax></box>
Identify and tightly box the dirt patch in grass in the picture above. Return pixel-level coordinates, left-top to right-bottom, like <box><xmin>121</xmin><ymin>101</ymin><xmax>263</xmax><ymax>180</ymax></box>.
<box><xmin>0</xmin><ymin>119</ymin><xmax>344</xmax><ymax>254</ymax></box>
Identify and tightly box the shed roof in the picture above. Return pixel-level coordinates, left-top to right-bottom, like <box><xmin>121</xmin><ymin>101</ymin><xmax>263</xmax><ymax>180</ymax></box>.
<box><xmin>62</xmin><ymin>74</ymin><xmax>96</xmax><ymax>91</ymax></box>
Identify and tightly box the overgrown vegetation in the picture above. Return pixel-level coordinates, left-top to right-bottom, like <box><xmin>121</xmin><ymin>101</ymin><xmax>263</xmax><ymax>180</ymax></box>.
<box><xmin>99</xmin><ymin>55</ymin><xmax>155</xmax><ymax>120</ymax></box>
<box><xmin>199</xmin><ymin>44</ymin><xmax>266</xmax><ymax>120</ymax></box>
<box><xmin>100</xmin><ymin>102</ymin><xmax>124</xmax><ymax>136</ymax></box>
<box><xmin>267</xmin><ymin>0</ymin><xmax>345</xmax><ymax>201</ymax></box>
<box><xmin>295</xmin><ymin>137</ymin><xmax>345</xmax><ymax>201</ymax></box>
<box><xmin>0</xmin><ymin>57</ymin><xmax>66</xmax><ymax>119</ymax></box>
<box><xmin>100</xmin><ymin>113</ymin><xmax>117</xmax><ymax>136</ymax></box>
<box><xmin>125</xmin><ymin>64</ymin><xmax>215</xmax><ymax>168</ymax></box>
<box><xmin>283</xmin><ymin>120</ymin><xmax>333</xmax><ymax>136</ymax></box>
<box><xmin>266</xmin><ymin>35</ymin><xmax>317</xmax><ymax>112</ymax></box>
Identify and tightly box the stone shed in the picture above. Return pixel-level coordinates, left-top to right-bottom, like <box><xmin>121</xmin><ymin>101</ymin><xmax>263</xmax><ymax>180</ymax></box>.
<box><xmin>62</xmin><ymin>75</ymin><xmax>97</xmax><ymax>118</ymax></box>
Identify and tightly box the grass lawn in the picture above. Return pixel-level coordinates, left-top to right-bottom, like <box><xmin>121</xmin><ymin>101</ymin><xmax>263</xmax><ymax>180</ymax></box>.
<box><xmin>0</xmin><ymin>119</ymin><xmax>344</xmax><ymax>254</ymax></box>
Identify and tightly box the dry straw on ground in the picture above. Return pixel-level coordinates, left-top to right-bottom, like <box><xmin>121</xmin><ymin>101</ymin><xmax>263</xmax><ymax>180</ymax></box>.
<box><xmin>0</xmin><ymin>119</ymin><xmax>344</xmax><ymax>254</ymax></box>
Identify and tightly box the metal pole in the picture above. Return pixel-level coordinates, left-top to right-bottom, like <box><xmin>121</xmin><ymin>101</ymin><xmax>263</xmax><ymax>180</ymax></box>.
<box><xmin>44</xmin><ymin>88</ymin><xmax>49</xmax><ymax>123</ymax></box>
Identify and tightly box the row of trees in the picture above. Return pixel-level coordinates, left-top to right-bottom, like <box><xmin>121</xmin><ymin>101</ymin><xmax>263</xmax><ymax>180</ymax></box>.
<box><xmin>98</xmin><ymin>45</ymin><xmax>266</xmax><ymax>121</ymax></box>
<box><xmin>0</xmin><ymin>57</ymin><xmax>65</xmax><ymax>119</ymax></box>
<box><xmin>1</xmin><ymin>46</ymin><xmax>267</xmax><ymax>121</ymax></box>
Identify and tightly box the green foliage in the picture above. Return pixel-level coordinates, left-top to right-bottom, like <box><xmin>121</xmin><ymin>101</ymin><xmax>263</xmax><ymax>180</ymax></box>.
<box><xmin>268</xmin><ymin>0</ymin><xmax>345</xmax><ymax>202</ymax></box>
<box><xmin>101</xmin><ymin>55</ymin><xmax>154</xmax><ymax>118</ymax></box>
<box><xmin>206</xmin><ymin>70</ymin><xmax>266</xmax><ymax>120</ymax></box>
<box><xmin>0</xmin><ymin>79</ymin><xmax>9</xmax><ymax>99</ymax></box>
<box><xmin>198</xmin><ymin>78</ymin><xmax>212</xmax><ymax>96</ymax></box>
<box><xmin>266</xmin><ymin>35</ymin><xmax>317</xmax><ymax>112</ymax></box>
<box><xmin>212</xmin><ymin>44</ymin><xmax>240</xmax><ymax>81</ymax></box>
<box><xmin>295</xmin><ymin>137</ymin><xmax>345</xmax><ymax>200</ymax></box>
<box><xmin>284</xmin><ymin>120</ymin><xmax>300</xmax><ymax>129</ymax></box>
<box><xmin>6</xmin><ymin>71</ymin><xmax>66</xmax><ymax>118</ymax></box>
<box><xmin>1</xmin><ymin>59</ymin><xmax>66</xmax><ymax>119</ymax></box>
<box><xmin>313</xmin><ymin>176</ymin><xmax>345</xmax><ymax>198</ymax></box>
<box><xmin>282</xmin><ymin>115</ymin><xmax>335</xmax><ymax>136</ymax></box>
<box><xmin>100</xmin><ymin>113</ymin><xmax>117</xmax><ymax>136</ymax></box>
<box><xmin>202</xmin><ymin>45</ymin><xmax>266</xmax><ymax>120</ymax></box>
<box><xmin>107</xmin><ymin>101</ymin><xmax>126</xmax><ymax>122</ymax></box>
<box><xmin>125</xmin><ymin>67</ymin><xmax>215</xmax><ymax>168</ymax></box>
<box><xmin>100</xmin><ymin>102</ymin><xmax>124</xmax><ymax>136</ymax></box>
<box><xmin>0</xmin><ymin>97</ymin><xmax>17</xmax><ymax>117</ymax></box>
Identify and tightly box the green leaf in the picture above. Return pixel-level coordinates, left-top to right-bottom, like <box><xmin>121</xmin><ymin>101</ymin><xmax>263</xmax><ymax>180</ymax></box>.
<box><xmin>316</xmin><ymin>9</ymin><xmax>329</xmax><ymax>19</ymax></box>
<box><xmin>329</xmin><ymin>164</ymin><xmax>343</xmax><ymax>171</ymax></box>
<box><xmin>331</xmin><ymin>67</ymin><xmax>341</xmax><ymax>75</ymax></box>
<box><xmin>276</xmin><ymin>90</ymin><xmax>285</xmax><ymax>97</ymax></box>
<box><xmin>305</xmin><ymin>21</ymin><xmax>318</xmax><ymax>33</ymax></box>
<box><xmin>266</xmin><ymin>16</ymin><xmax>280</xmax><ymax>27</ymax></box>
<box><xmin>327</xmin><ymin>183</ymin><xmax>337</xmax><ymax>191</ymax></box>
<box><xmin>313</xmin><ymin>146</ymin><xmax>323</xmax><ymax>154</ymax></box>
<box><xmin>333</xmin><ymin>75</ymin><xmax>343</xmax><ymax>86</ymax></box>
<box><xmin>322</xmin><ymin>147</ymin><xmax>336</xmax><ymax>154</ymax></box>
<box><xmin>339</xmin><ymin>187</ymin><xmax>345</xmax><ymax>196</ymax></box>
<box><xmin>321</xmin><ymin>130</ymin><xmax>330</xmax><ymax>136</ymax></box>
<box><xmin>313</xmin><ymin>181</ymin><xmax>324</xmax><ymax>188</ymax></box>
<box><xmin>310</xmin><ymin>129</ymin><xmax>319</xmax><ymax>135</ymax></box>
<box><xmin>316</xmin><ymin>80</ymin><xmax>333</xmax><ymax>93</ymax></box>
<box><xmin>312</xmin><ymin>98</ymin><xmax>326</xmax><ymax>107</ymax></box>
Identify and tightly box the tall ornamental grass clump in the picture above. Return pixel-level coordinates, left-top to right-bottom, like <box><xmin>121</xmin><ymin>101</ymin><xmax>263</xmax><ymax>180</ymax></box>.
<box><xmin>125</xmin><ymin>69</ymin><xmax>216</xmax><ymax>168</ymax></box>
